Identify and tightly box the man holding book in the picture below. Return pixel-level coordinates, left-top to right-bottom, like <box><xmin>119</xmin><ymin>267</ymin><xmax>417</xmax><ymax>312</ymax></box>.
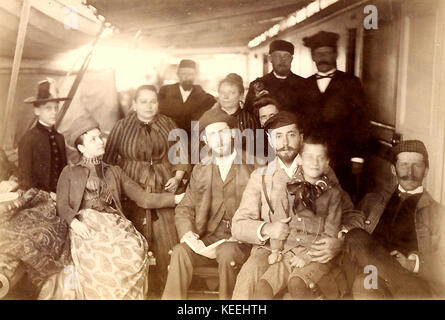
<box><xmin>162</xmin><ymin>108</ymin><xmax>255</xmax><ymax>300</ymax></box>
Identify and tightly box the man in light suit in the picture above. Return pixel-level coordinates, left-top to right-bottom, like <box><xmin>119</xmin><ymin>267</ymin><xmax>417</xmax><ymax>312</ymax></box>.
<box><xmin>231</xmin><ymin>112</ymin><xmax>356</xmax><ymax>299</ymax></box>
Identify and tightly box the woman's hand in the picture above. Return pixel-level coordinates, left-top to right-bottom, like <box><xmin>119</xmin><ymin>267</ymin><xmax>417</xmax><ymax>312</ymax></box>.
<box><xmin>165</xmin><ymin>171</ymin><xmax>185</xmax><ymax>193</ymax></box>
<box><xmin>164</xmin><ymin>177</ymin><xmax>180</xmax><ymax>193</ymax></box>
<box><xmin>70</xmin><ymin>219</ymin><xmax>91</xmax><ymax>239</ymax></box>
<box><xmin>174</xmin><ymin>193</ymin><xmax>185</xmax><ymax>204</ymax></box>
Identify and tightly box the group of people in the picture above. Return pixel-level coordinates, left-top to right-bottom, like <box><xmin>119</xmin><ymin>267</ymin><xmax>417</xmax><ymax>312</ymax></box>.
<box><xmin>0</xmin><ymin>30</ymin><xmax>444</xmax><ymax>300</ymax></box>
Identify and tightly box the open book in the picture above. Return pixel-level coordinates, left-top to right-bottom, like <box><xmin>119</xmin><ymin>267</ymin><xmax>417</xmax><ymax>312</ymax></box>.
<box><xmin>182</xmin><ymin>233</ymin><xmax>238</xmax><ymax>259</ymax></box>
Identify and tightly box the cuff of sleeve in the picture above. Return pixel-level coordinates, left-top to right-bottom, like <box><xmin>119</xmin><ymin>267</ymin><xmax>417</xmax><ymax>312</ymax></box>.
<box><xmin>408</xmin><ymin>253</ymin><xmax>420</xmax><ymax>273</ymax></box>
<box><xmin>337</xmin><ymin>228</ymin><xmax>348</xmax><ymax>239</ymax></box>
<box><xmin>257</xmin><ymin>221</ymin><xmax>270</xmax><ymax>242</ymax></box>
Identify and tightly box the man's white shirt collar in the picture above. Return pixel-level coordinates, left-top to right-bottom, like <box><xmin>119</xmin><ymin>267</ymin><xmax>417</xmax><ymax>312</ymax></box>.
<box><xmin>315</xmin><ymin>68</ymin><xmax>336</xmax><ymax>93</ymax></box>
<box><xmin>398</xmin><ymin>184</ymin><xmax>424</xmax><ymax>195</ymax></box>
<box><xmin>214</xmin><ymin>150</ymin><xmax>237</xmax><ymax>182</ymax></box>
<box><xmin>179</xmin><ymin>85</ymin><xmax>193</xmax><ymax>103</ymax></box>
<box><xmin>38</xmin><ymin>120</ymin><xmax>53</xmax><ymax>128</ymax></box>
<box><xmin>273</xmin><ymin>71</ymin><xmax>288</xmax><ymax>80</ymax></box>
<box><xmin>316</xmin><ymin>68</ymin><xmax>337</xmax><ymax>77</ymax></box>
<box><xmin>277</xmin><ymin>155</ymin><xmax>300</xmax><ymax>178</ymax></box>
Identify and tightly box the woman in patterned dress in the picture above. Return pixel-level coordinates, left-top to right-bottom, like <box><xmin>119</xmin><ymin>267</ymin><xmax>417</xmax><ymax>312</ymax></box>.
<box><xmin>39</xmin><ymin>117</ymin><xmax>183</xmax><ymax>299</ymax></box>
<box><xmin>103</xmin><ymin>85</ymin><xmax>190</xmax><ymax>290</ymax></box>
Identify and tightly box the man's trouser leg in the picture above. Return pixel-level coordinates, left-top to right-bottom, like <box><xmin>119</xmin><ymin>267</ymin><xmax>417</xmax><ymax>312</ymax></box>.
<box><xmin>344</xmin><ymin>228</ymin><xmax>431</xmax><ymax>298</ymax></box>
<box><xmin>215</xmin><ymin>242</ymin><xmax>251</xmax><ymax>300</ymax></box>
<box><xmin>232</xmin><ymin>247</ymin><xmax>271</xmax><ymax>300</ymax></box>
<box><xmin>162</xmin><ymin>243</ymin><xmax>214</xmax><ymax>299</ymax></box>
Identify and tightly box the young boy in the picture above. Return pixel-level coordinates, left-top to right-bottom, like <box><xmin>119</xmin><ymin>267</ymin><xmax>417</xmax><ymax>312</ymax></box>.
<box><xmin>255</xmin><ymin>134</ymin><xmax>344</xmax><ymax>299</ymax></box>
<box><xmin>18</xmin><ymin>79</ymin><xmax>69</xmax><ymax>192</ymax></box>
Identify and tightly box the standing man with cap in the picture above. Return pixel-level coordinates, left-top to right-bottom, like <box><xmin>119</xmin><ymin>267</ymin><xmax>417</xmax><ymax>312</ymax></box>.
<box><xmin>244</xmin><ymin>40</ymin><xmax>307</xmax><ymax>116</ymax></box>
<box><xmin>158</xmin><ymin>59</ymin><xmax>216</xmax><ymax>138</ymax></box>
<box><xmin>341</xmin><ymin>140</ymin><xmax>445</xmax><ymax>299</ymax></box>
<box><xmin>162</xmin><ymin>107</ymin><xmax>255</xmax><ymax>300</ymax></box>
<box><xmin>302</xmin><ymin>31</ymin><xmax>370</xmax><ymax>198</ymax></box>
<box><xmin>18</xmin><ymin>78</ymin><xmax>69</xmax><ymax>192</ymax></box>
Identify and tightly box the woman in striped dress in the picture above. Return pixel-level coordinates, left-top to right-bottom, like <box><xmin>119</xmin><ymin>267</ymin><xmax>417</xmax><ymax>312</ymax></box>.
<box><xmin>103</xmin><ymin>85</ymin><xmax>190</xmax><ymax>292</ymax></box>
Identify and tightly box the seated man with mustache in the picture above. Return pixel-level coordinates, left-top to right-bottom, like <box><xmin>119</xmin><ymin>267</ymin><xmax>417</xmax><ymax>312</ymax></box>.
<box><xmin>341</xmin><ymin>140</ymin><xmax>445</xmax><ymax>299</ymax></box>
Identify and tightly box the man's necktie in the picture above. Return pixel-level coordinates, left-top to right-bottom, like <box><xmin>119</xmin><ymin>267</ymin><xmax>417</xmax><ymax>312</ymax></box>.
<box><xmin>398</xmin><ymin>191</ymin><xmax>415</xmax><ymax>202</ymax></box>
<box><xmin>287</xmin><ymin>178</ymin><xmax>330</xmax><ymax>213</ymax></box>
<box><xmin>315</xmin><ymin>73</ymin><xmax>335</xmax><ymax>80</ymax></box>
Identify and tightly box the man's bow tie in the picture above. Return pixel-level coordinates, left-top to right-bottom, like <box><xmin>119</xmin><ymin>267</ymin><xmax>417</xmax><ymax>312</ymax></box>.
<box><xmin>315</xmin><ymin>73</ymin><xmax>335</xmax><ymax>80</ymax></box>
<box><xmin>287</xmin><ymin>177</ymin><xmax>330</xmax><ymax>213</ymax></box>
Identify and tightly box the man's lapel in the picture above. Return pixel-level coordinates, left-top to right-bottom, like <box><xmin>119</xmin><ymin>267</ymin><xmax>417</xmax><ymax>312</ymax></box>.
<box><xmin>173</xmin><ymin>83</ymin><xmax>184</xmax><ymax>104</ymax></box>
<box><xmin>322</xmin><ymin>70</ymin><xmax>340</xmax><ymax>95</ymax></box>
<box><xmin>195</xmin><ymin>164</ymin><xmax>213</xmax><ymax>235</ymax></box>
<box><xmin>308</xmin><ymin>74</ymin><xmax>322</xmax><ymax>94</ymax></box>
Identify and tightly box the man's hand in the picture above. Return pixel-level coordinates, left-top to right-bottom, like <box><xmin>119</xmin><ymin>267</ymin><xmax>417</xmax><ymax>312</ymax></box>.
<box><xmin>261</xmin><ymin>217</ymin><xmax>292</xmax><ymax>240</ymax></box>
<box><xmin>390</xmin><ymin>250</ymin><xmax>416</xmax><ymax>272</ymax></box>
<box><xmin>174</xmin><ymin>193</ymin><xmax>185</xmax><ymax>204</ymax></box>
<box><xmin>164</xmin><ymin>177</ymin><xmax>180</xmax><ymax>193</ymax></box>
<box><xmin>180</xmin><ymin>231</ymin><xmax>200</xmax><ymax>243</ymax></box>
<box><xmin>70</xmin><ymin>219</ymin><xmax>91</xmax><ymax>239</ymax></box>
<box><xmin>290</xmin><ymin>254</ymin><xmax>312</xmax><ymax>268</ymax></box>
<box><xmin>49</xmin><ymin>192</ymin><xmax>57</xmax><ymax>202</ymax></box>
<box><xmin>308</xmin><ymin>236</ymin><xmax>344</xmax><ymax>263</ymax></box>
<box><xmin>0</xmin><ymin>180</ymin><xmax>18</xmax><ymax>193</ymax></box>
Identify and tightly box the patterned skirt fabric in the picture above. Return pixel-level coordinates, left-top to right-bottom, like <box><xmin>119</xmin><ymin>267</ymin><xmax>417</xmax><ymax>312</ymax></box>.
<box><xmin>40</xmin><ymin>209</ymin><xmax>149</xmax><ymax>300</ymax></box>
<box><xmin>0</xmin><ymin>190</ymin><xmax>70</xmax><ymax>291</ymax></box>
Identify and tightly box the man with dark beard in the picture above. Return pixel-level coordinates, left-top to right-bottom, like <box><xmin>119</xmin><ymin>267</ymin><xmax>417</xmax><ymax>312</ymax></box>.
<box><xmin>158</xmin><ymin>59</ymin><xmax>216</xmax><ymax>138</ymax></box>
<box><xmin>231</xmin><ymin>112</ymin><xmax>354</xmax><ymax>299</ymax></box>
<box><xmin>243</xmin><ymin>40</ymin><xmax>307</xmax><ymax>116</ymax></box>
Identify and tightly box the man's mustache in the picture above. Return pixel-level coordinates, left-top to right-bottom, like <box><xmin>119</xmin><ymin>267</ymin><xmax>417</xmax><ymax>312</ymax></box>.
<box><xmin>181</xmin><ymin>81</ymin><xmax>193</xmax><ymax>90</ymax></box>
<box><xmin>277</xmin><ymin>146</ymin><xmax>298</xmax><ymax>152</ymax></box>
<box><xmin>317</xmin><ymin>61</ymin><xmax>332</xmax><ymax>66</ymax></box>
<box><xmin>399</xmin><ymin>174</ymin><xmax>422</xmax><ymax>181</ymax></box>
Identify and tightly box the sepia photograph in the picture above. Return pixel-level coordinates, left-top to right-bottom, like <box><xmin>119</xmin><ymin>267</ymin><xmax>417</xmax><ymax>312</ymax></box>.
<box><xmin>0</xmin><ymin>0</ymin><xmax>444</xmax><ymax>310</ymax></box>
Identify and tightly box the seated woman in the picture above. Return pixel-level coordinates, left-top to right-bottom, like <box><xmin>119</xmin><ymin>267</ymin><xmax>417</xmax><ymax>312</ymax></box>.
<box><xmin>2</xmin><ymin>80</ymin><xmax>72</xmax><ymax>299</ymax></box>
<box><xmin>39</xmin><ymin>115</ymin><xmax>183</xmax><ymax>300</ymax></box>
<box><xmin>0</xmin><ymin>146</ymin><xmax>70</xmax><ymax>300</ymax></box>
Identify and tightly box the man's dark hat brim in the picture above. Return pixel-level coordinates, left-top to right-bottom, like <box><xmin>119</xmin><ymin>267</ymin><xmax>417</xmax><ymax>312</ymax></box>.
<box><xmin>264</xmin><ymin>111</ymin><xmax>300</xmax><ymax>131</ymax></box>
<box><xmin>24</xmin><ymin>96</ymin><xmax>71</xmax><ymax>104</ymax></box>
<box><xmin>179</xmin><ymin>59</ymin><xmax>197</xmax><ymax>69</ymax></box>
<box><xmin>24</xmin><ymin>79</ymin><xmax>70</xmax><ymax>104</ymax></box>
<box><xmin>303</xmin><ymin>31</ymin><xmax>339</xmax><ymax>50</ymax></box>
<box><xmin>198</xmin><ymin>107</ymin><xmax>237</xmax><ymax>134</ymax></box>
<box><xmin>269</xmin><ymin>40</ymin><xmax>294</xmax><ymax>55</ymax></box>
